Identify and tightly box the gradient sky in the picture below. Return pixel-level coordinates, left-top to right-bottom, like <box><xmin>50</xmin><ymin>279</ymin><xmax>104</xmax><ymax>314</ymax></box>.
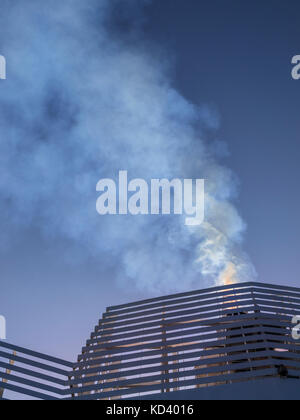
<box><xmin>0</xmin><ymin>0</ymin><xmax>300</xmax><ymax>364</ymax></box>
<box><xmin>144</xmin><ymin>0</ymin><xmax>300</xmax><ymax>286</ymax></box>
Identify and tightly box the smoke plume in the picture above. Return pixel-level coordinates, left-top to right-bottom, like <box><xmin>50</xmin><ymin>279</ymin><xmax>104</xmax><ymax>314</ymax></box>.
<box><xmin>0</xmin><ymin>0</ymin><xmax>256</xmax><ymax>294</ymax></box>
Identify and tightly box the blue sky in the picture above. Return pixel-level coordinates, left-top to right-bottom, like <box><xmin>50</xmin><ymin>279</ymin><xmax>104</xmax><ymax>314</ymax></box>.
<box><xmin>144</xmin><ymin>0</ymin><xmax>300</xmax><ymax>290</ymax></box>
<box><xmin>0</xmin><ymin>0</ymin><xmax>299</xmax><ymax>362</ymax></box>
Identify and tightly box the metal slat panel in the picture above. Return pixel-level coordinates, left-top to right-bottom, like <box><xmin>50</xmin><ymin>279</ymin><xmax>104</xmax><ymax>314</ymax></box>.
<box><xmin>89</xmin><ymin>316</ymin><xmax>292</xmax><ymax>345</ymax></box>
<box><xmin>94</xmin><ymin>307</ymin><xmax>294</xmax><ymax>338</ymax></box>
<box><xmin>102</xmin><ymin>291</ymin><xmax>300</xmax><ymax>324</ymax></box>
<box><xmin>104</xmin><ymin>288</ymin><xmax>257</xmax><ymax>319</ymax></box>
<box><xmin>253</xmin><ymin>292</ymin><xmax>300</xmax><ymax>306</ymax></box>
<box><xmin>251</xmin><ymin>282</ymin><xmax>300</xmax><ymax>293</ymax></box>
<box><xmin>101</xmin><ymin>298</ymin><xmax>300</xmax><ymax>329</ymax></box>
<box><xmin>107</xmin><ymin>282</ymin><xmax>300</xmax><ymax>313</ymax></box>
<box><xmin>84</xmin><ymin>326</ymin><xmax>268</xmax><ymax>355</ymax></box>
<box><xmin>103</xmin><ymin>287</ymin><xmax>300</xmax><ymax>323</ymax></box>
<box><xmin>80</xmin><ymin>345</ymin><xmax>299</xmax><ymax>379</ymax></box>
<box><xmin>73</xmin><ymin>358</ymin><xmax>277</xmax><ymax>395</ymax></box>
<box><xmin>73</xmin><ymin>344</ymin><xmax>280</xmax><ymax>378</ymax></box>
<box><xmin>70</xmin><ymin>349</ymin><xmax>278</xmax><ymax>386</ymax></box>
<box><xmin>76</xmin><ymin>335</ymin><xmax>287</xmax><ymax>369</ymax></box>
<box><xmin>93</xmin><ymin>311</ymin><xmax>262</xmax><ymax>339</ymax></box>
<box><xmin>0</xmin><ymin>381</ymin><xmax>59</xmax><ymax>400</ymax></box>
<box><xmin>70</xmin><ymin>368</ymin><xmax>278</xmax><ymax>400</ymax></box>
<box><xmin>103</xmin><ymin>293</ymin><xmax>257</xmax><ymax>323</ymax></box>
<box><xmin>95</xmin><ymin>305</ymin><xmax>260</xmax><ymax>336</ymax></box>
<box><xmin>83</xmin><ymin>324</ymin><xmax>289</xmax><ymax>353</ymax></box>
<box><xmin>0</xmin><ymin>371</ymin><xmax>65</xmax><ymax>395</ymax></box>
<box><xmin>0</xmin><ymin>350</ymin><xmax>69</xmax><ymax>376</ymax></box>
<box><xmin>107</xmin><ymin>282</ymin><xmax>254</xmax><ymax>312</ymax></box>
<box><xmin>252</xmin><ymin>287</ymin><xmax>300</xmax><ymax>300</ymax></box>
<box><xmin>0</xmin><ymin>341</ymin><xmax>72</xmax><ymax>367</ymax></box>
<box><xmin>0</xmin><ymin>342</ymin><xmax>73</xmax><ymax>400</ymax></box>
<box><xmin>92</xmin><ymin>312</ymin><xmax>292</xmax><ymax>338</ymax></box>
<box><xmin>79</xmin><ymin>331</ymin><xmax>270</xmax><ymax>361</ymax></box>
<box><xmin>98</xmin><ymin>299</ymin><xmax>258</xmax><ymax>329</ymax></box>
<box><xmin>0</xmin><ymin>361</ymin><xmax>67</xmax><ymax>386</ymax></box>
<box><xmin>74</xmin><ymin>282</ymin><xmax>300</xmax><ymax>399</ymax></box>
<box><xmin>2</xmin><ymin>282</ymin><xmax>299</xmax><ymax>400</ymax></box>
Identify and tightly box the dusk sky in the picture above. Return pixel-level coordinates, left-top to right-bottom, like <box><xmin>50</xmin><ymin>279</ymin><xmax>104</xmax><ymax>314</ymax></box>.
<box><xmin>0</xmin><ymin>0</ymin><xmax>300</xmax><ymax>363</ymax></box>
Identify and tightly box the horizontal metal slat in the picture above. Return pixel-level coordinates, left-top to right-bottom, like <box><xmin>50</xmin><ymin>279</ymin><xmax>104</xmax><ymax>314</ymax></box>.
<box><xmin>0</xmin><ymin>361</ymin><xmax>67</xmax><ymax>386</ymax></box>
<box><xmin>107</xmin><ymin>282</ymin><xmax>300</xmax><ymax>313</ymax></box>
<box><xmin>94</xmin><ymin>308</ymin><xmax>293</xmax><ymax>338</ymax></box>
<box><xmin>107</xmin><ymin>282</ymin><xmax>255</xmax><ymax>312</ymax></box>
<box><xmin>103</xmin><ymin>289</ymin><xmax>300</xmax><ymax>324</ymax></box>
<box><xmin>72</xmin><ymin>357</ymin><xmax>278</xmax><ymax>395</ymax></box>
<box><xmin>70</xmin><ymin>367</ymin><xmax>278</xmax><ymax>400</ymax></box>
<box><xmin>78</xmin><ymin>331</ymin><xmax>279</xmax><ymax>364</ymax></box>
<box><xmin>99</xmin><ymin>299</ymin><xmax>258</xmax><ymax>329</ymax></box>
<box><xmin>96</xmin><ymin>305</ymin><xmax>261</xmax><ymax>337</ymax></box>
<box><xmin>104</xmin><ymin>288</ymin><xmax>256</xmax><ymax>319</ymax></box>
<box><xmin>0</xmin><ymin>371</ymin><xmax>66</xmax><ymax>396</ymax></box>
<box><xmin>70</xmin><ymin>349</ymin><xmax>280</xmax><ymax>386</ymax></box>
<box><xmin>84</xmin><ymin>323</ymin><xmax>290</xmax><ymax>353</ymax></box>
<box><xmin>0</xmin><ymin>351</ymin><xmax>70</xmax><ymax>376</ymax></box>
<box><xmin>102</xmin><ymin>298</ymin><xmax>300</xmax><ymax>329</ymax></box>
<box><xmin>0</xmin><ymin>341</ymin><xmax>72</xmax><ymax>368</ymax></box>
<box><xmin>76</xmin><ymin>331</ymin><xmax>298</xmax><ymax>370</ymax></box>
<box><xmin>89</xmin><ymin>315</ymin><xmax>291</xmax><ymax>345</ymax></box>
<box><xmin>0</xmin><ymin>381</ymin><xmax>59</xmax><ymax>400</ymax></box>
<box><xmin>73</xmin><ymin>342</ymin><xmax>287</xmax><ymax>378</ymax></box>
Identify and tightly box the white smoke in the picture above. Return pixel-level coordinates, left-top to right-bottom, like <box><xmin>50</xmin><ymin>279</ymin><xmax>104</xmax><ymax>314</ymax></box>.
<box><xmin>0</xmin><ymin>0</ymin><xmax>256</xmax><ymax>294</ymax></box>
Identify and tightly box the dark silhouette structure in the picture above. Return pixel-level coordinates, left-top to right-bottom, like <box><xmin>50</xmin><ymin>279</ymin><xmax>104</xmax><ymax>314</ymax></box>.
<box><xmin>1</xmin><ymin>282</ymin><xmax>300</xmax><ymax>400</ymax></box>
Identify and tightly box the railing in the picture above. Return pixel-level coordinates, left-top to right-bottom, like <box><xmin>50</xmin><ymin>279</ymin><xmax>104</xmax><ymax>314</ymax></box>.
<box><xmin>1</xmin><ymin>282</ymin><xmax>300</xmax><ymax>400</ymax></box>
<box><xmin>73</xmin><ymin>281</ymin><xmax>300</xmax><ymax>400</ymax></box>
<box><xmin>0</xmin><ymin>341</ymin><xmax>73</xmax><ymax>400</ymax></box>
